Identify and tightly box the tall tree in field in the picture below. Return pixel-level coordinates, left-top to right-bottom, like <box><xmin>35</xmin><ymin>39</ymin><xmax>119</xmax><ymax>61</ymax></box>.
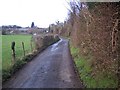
<box><xmin>31</xmin><ymin>22</ymin><xmax>34</xmax><ymax>28</ymax></box>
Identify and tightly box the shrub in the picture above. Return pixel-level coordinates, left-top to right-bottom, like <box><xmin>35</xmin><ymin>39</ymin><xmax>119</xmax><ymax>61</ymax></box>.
<box><xmin>33</xmin><ymin>34</ymin><xmax>60</xmax><ymax>51</ymax></box>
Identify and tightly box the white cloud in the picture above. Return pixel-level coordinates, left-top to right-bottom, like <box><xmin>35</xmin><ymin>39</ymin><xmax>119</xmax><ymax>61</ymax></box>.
<box><xmin>0</xmin><ymin>0</ymin><xmax>68</xmax><ymax>28</ymax></box>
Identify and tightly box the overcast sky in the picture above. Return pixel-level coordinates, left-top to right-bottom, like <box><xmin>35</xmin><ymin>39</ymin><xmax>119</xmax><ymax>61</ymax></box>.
<box><xmin>0</xmin><ymin>0</ymin><xmax>69</xmax><ymax>28</ymax></box>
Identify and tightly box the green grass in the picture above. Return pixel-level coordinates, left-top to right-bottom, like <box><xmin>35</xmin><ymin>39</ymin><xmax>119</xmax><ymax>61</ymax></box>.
<box><xmin>70</xmin><ymin>45</ymin><xmax>118</xmax><ymax>88</ymax></box>
<box><xmin>2</xmin><ymin>35</ymin><xmax>34</xmax><ymax>70</ymax></box>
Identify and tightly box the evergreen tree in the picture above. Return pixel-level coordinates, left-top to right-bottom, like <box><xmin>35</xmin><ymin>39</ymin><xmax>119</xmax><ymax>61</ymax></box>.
<box><xmin>31</xmin><ymin>22</ymin><xmax>34</xmax><ymax>28</ymax></box>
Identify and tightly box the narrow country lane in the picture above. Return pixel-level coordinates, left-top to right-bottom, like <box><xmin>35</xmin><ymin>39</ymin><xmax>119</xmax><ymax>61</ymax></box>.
<box><xmin>3</xmin><ymin>39</ymin><xmax>84</xmax><ymax>88</ymax></box>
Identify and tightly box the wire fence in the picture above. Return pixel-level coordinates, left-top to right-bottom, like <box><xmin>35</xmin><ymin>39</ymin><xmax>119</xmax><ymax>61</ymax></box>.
<box><xmin>2</xmin><ymin>36</ymin><xmax>35</xmax><ymax>70</ymax></box>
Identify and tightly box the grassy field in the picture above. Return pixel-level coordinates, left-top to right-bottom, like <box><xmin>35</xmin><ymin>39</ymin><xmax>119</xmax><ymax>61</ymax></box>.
<box><xmin>2</xmin><ymin>35</ymin><xmax>34</xmax><ymax>70</ymax></box>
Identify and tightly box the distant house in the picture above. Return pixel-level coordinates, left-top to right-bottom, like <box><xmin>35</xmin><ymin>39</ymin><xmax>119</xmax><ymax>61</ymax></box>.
<box><xmin>2</xmin><ymin>25</ymin><xmax>22</xmax><ymax>31</ymax></box>
<box><xmin>1</xmin><ymin>25</ymin><xmax>30</xmax><ymax>35</ymax></box>
<box><xmin>18</xmin><ymin>27</ymin><xmax>29</xmax><ymax>31</ymax></box>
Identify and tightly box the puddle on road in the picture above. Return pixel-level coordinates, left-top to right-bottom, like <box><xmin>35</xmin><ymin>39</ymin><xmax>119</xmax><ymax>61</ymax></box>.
<box><xmin>51</xmin><ymin>39</ymin><xmax>63</xmax><ymax>52</ymax></box>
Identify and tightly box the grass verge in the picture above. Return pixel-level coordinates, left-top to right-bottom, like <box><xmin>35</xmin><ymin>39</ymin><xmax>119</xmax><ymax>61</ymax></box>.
<box><xmin>70</xmin><ymin>45</ymin><xmax>118</xmax><ymax>88</ymax></box>
<box><xmin>2</xmin><ymin>51</ymin><xmax>38</xmax><ymax>82</ymax></box>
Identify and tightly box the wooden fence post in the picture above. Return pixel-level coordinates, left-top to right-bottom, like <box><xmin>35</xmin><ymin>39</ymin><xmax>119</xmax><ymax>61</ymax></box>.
<box><xmin>30</xmin><ymin>40</ymin><xmax>33</xmax><ymax>52</ymax></box>
<box><xmin>11</xmin><ymin>41</ymin><xmax>15</xmax><ymax>64</ymax></box>
<box><xmin>22</xmin><ymin>42</ymin><xmax>25</xmax><ymax>56</ymax></box>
